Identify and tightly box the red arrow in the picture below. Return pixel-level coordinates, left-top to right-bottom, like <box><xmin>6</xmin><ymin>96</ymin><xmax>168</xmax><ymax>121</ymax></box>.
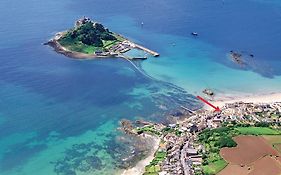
<box><xmin>196</xmin><ymin>96</ymin><xmax>221</xmax><ymax>112</ymax></box>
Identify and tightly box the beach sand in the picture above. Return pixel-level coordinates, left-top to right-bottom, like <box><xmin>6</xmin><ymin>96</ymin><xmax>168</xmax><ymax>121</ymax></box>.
<box><xmin>204</xmin><ymin>92</ymin><xmax>281</xmax><ymax>110</ymax></box>
<box><xmin>120</xmin><ymin>134</ymin><xmax>160</xmax><ymax>175</ymax></box>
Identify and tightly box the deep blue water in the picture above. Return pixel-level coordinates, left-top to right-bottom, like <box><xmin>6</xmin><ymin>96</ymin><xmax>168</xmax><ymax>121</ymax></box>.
<box><xmin>0</xmin><ymin>0</ymin><xmax>281</xmax><ymax>174</ymax></box>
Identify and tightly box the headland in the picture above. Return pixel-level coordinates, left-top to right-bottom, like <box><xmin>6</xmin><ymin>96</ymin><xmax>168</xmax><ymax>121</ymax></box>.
<box><xmin>45</xmin><ymin>17</ymin><xmax>159</xmax><ymax>60</ymax></box>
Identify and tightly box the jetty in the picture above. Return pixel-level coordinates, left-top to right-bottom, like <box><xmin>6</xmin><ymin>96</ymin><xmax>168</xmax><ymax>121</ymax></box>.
<box><xmin>134</xmin><ymin>43</ymin><xmax>160</xmax><ymax>57</ymax></box>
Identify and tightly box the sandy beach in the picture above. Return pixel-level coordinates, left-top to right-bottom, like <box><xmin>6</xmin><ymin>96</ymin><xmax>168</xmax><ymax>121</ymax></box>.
<box><xmin>204</xmin><ymin>92</ymin><xmax>281</xmax><ymax>110</ymax></box>
<box><xmin>120</xmin><ymin>134</ymin><xmax>160</xmax><ymax>175</ymax></box>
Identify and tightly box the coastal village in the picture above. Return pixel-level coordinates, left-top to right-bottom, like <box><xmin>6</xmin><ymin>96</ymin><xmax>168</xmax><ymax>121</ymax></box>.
<box><xmin>121</xmin><ymin>101</ymin><xmax>281</xmax><ymax>175</ymax></box>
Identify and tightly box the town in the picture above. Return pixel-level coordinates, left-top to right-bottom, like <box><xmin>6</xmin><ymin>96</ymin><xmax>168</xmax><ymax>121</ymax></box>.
<box><xmin>121</xmin><ymin>101</ymin><xmax>281</xmax><ymax>175</ymax></box>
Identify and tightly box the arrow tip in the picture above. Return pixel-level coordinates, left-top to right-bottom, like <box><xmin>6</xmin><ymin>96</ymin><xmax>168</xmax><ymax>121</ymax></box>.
<box><xmin>214</xmin><ymin>106</ymin><xmax>221</xmax><ymax>112</ymax></box>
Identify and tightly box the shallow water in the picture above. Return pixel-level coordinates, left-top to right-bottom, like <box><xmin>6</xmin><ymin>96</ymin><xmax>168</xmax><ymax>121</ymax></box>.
<box><xmin>0</xmin><ymin>0</ymin><xmax>280</xmax><ymax>174</ymax></box>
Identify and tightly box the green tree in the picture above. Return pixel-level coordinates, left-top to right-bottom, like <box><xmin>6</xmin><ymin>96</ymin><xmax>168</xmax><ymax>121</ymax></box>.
<box><xmin>216</xmin><ymin>136</ymin><xmax>237</xmax><ymax>148</ymax></box>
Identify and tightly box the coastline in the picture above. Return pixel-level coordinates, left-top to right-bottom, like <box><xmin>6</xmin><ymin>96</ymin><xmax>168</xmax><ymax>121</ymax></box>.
<box><xmin>45</xmin><ymin>39</ymin><xmax>120</xmax><ymax>60</ymax></box>
<box><xmin>205</xmin><ymin>92</ymin><xmax>281</xmax><ymax>110</ymax></box>
<box><xmin>120</xmin><ymin>134</ymin><xmax>160</xmax><ymax>175</ymax></box>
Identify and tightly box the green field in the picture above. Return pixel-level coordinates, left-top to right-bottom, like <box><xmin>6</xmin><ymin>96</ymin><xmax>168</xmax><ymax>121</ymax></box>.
<box><xmin>103</xmin><ymin>40</ymin><xmax>119</xmax><ymax>49</ymax></box>
<box><xmin>58</xmin><ymin>36</ymin><xmax>102</xmax><ymax>54</ymax></box>
<box><xmin>236</xmin><ymin>127</ymin><xmax>281</xmax><ymax>135</ymax></box>
<box><xmin>202</xmin><ymin>159</ymin><xmax>227</xmax><ymax>175</ymax></box>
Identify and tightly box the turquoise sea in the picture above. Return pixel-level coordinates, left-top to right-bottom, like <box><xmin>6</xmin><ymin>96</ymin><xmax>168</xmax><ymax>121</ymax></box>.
<box><xmin>0</xmin><ymin>0</ymin><xmax>281</xmax><ymax>174</ymax></box>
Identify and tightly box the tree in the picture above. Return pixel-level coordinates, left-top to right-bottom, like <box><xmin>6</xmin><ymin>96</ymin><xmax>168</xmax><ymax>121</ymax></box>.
<box><xmin>254</xmin><ymin>122</ymin><xmax>270</xmax><ymax>127</ymax></box>
<box><xmin>100</xmin><ymin>33</ymin><xmax>117</xmax><ymax>40</ymax></box>
<box><xmin>78</xmin><ymin>22</ymin><xmax>95</xmax><ymax>35</ymax></box>
<box><xmin>216</xmin><ymin>136</ymin><xmax>237</xmax><ymax>148</ymax></box>
<box><xmin>80</xmin><ymin>32</ymin><xmax>103</xmax><ymax>47</ymax></box>
<box><xmin>93</xmin><ymin>23</ymin><xmax>106</xmax><ymax>33</ymax></box>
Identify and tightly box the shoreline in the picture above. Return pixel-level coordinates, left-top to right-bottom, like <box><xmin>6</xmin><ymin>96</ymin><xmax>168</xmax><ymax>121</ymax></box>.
<box><xmin>120</xmin><ymin>134</ymin><xmax>160</xmax><ymax>175</ymax></box>
<box><xmin>204</xmin><ymin>92</ymin><xmax>281</xmax><ymax>110</ymax></box>
<box><xmin>45</xmin><ymin>39</ymin><xmax>121</xmax><ymax>60</ymax></box>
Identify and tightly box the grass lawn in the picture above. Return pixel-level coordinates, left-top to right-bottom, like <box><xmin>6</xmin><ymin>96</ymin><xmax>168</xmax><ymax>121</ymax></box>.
<box><xmin>144</xmin><ymin>165</ymin><xmax>160</xmax><ymax>175</ymax></box>
<box><xmin>103</xmin><ymin>40</ymin><xmax>119</xmax><ymax>49</ymax></box>
<box><xmin>236</xmin><ymin>127</ymin><xmax>281</xmax><ymax>135</ymax></box>
<box><xmin>203</xmin><ymin>159</ymin><xmax>227</xmax><ymax>175</ymax></box>
<box><xmin>58</xmin><ymin>37</ymin><xmax>102</xmax><ymax>54</ymax></box>
<box><xmin>58</xmin><ymin>35</ymin><xmax>114</xmax><ymax>54</ymax></box>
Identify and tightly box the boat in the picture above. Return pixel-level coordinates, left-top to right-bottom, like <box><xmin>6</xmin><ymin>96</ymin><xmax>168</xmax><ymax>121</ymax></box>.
<box><xmin>191</xmin><ymin>32</ymin><xmax>198</xmax><ymax>36</ymax></box>
<box><xmin>132</xmin><ymin>57</ymin><xmax>147</xmax><ymax>60</ymax></box>
<box><xmin>203</xmin><ymin>89</ymin><xmax>214</xmax><ymax>96</ymax></box>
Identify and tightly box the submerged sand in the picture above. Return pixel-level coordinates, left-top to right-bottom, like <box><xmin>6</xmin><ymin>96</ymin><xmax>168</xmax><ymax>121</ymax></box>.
<box><xmin>120</xmin><ymin>134</ymin><xmax>160</xmax><ymax>175</ymax></box>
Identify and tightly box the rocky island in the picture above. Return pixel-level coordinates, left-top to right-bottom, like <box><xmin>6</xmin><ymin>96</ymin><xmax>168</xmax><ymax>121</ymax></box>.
<box><xmin>46</xmin><ymin>17</ymin><xmax>159</xmax><ymax>60</ymax></box>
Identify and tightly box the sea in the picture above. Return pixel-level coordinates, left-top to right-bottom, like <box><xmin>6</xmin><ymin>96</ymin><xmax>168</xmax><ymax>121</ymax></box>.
<box><xmin>0</xmin><ymin>0</ymin><xmax>281</xmax><ymax>174</ymax></box>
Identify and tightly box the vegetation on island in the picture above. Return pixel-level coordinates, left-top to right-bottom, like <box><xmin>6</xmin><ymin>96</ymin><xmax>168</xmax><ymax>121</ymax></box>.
<box><xmin>58</xmin><ymin>19</ymin><xmax>124</xmax><ymax>54</ymax></box>
<box><xmin>197</xmin><ymin>123</ymin><xmax>281</xmax><ymax>175</ymax></box>
<box><xmin>135</xmin><ymin>125</ymin><xmax>161</xmax><ymax>136</ymax></box>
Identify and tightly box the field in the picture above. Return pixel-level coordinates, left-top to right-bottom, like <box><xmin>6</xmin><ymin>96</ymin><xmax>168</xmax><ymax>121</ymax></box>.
<box><xmin>263</xmin><ymin>135</ymin><xmax>281</xmax><ymax>153</ymax></box>
<box><xmin>249</xmin><ymin>156</ymin><xmax>281</xmax><ymax>175</ymax></box>
<box><xmin>218</xmin><ymin>164</ymin><xmax>248</xmax><ymax>175</ymax></box>
<box><xmin>236</xmin><ymin>127</ymin><xmax>281</xmax><ymax>135</ymax></box>
<box><xmin>274</xmin><ymin>144</ymin><xmax>281</xmax><ymax>153</ymax></box>
<box><xmin>198</xmin><ymin>126</ymin><xmax>281</xmax><ymax>175</ymax></box>
<box><xmin>58</xmin><ymin>36</ymin><xmax>101</xmax><ymax>54</ymax></box>
<box><xmin>202</xmin><ymin>159</ymin><xmax>227</xmax><ymax>175</ymax></box>
<box><xmin>220</xmin><ymin>135</ymin><xmax>279</xmax><ymax>164</ymax></box>
<box><xmin>219</xmin><ymin>135</ymin><xmax>281</xmax><ymax>175</ymax></box>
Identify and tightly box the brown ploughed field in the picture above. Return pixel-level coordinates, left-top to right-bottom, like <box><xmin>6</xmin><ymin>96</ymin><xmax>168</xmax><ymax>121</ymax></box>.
<box><xmin>249</xmin><ymin>156</ymin><xmax>281</xmax><ymax>175</ymax></box>
<box><xmin>218</xmin><ymin>135</ymin><xmax>281</xmax><ymax>175</ymax></box>
<box><xmin>220</xmin><ymin>135</ymin><xmax>279</xmax><ymax>165</ymax></box>
<box><xmin>218</xmin><ymin>164</ymin><xmax>248</xmax><ymax>175</ymax></box>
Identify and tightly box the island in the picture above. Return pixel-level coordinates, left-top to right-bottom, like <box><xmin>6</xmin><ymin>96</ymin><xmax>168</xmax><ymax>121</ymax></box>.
<box><xmin>45</xmin><ymin>17</ymin><xmax>159</xmax><ymax>60</ymax></box>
